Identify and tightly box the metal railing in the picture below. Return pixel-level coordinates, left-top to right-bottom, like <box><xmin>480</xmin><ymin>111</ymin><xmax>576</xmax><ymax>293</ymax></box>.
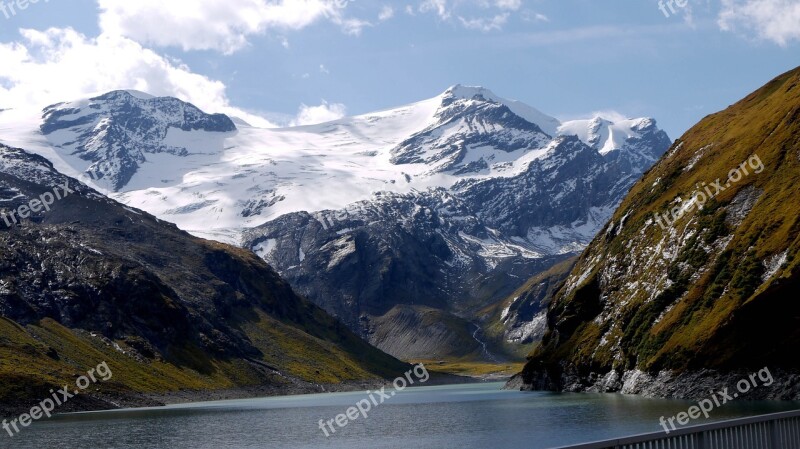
<box><xmin>551</xmin><ymin>409</ymin><xmax>800</xmax><ymax>449</ymax></box>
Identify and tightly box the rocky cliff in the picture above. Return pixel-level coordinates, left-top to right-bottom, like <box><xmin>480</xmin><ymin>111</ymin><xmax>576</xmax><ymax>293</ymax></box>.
<box><xmin>509</xmin><ymin>66</ymin><xmax>800</xmax><ymax>399</ymax></box>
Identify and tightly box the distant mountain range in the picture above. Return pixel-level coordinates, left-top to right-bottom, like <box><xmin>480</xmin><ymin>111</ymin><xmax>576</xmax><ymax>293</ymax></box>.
<box><xmin>508</xmin><ymin>66</ymin><xmax>800</xmax><ymax>400</ymax></box>
<box><xmin>0</xmin><ymin>85</ymin><xmax>671</xmax><ymax>361</ymax></box>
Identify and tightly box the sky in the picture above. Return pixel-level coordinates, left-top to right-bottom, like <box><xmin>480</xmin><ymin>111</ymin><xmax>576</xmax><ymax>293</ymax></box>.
<box><xmin>0</xmin><ymin>0</ymin><xmax>799</xmax><ymax>138</ymax></box>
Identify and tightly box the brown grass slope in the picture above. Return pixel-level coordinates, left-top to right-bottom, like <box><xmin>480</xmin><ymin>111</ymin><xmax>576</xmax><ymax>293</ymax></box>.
<box><xmin>0</xmin><ymin>144</ymin><xmax>409</xmax><ymax>416</ymax></box>
<box><xmin>519</xmin><ymin>66</ymin><xmax>800</xmax><ymax>393</ymax></box>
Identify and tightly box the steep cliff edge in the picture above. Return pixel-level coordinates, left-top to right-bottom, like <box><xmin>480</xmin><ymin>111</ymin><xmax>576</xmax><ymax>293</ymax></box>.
<box><xmin>510</xmin><ymin>66</ymin><xmax>800</xmax><ymax>399</ymax></box>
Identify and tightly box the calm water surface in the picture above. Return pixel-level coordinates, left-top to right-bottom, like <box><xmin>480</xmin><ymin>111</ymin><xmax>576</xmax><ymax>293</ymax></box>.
<box><xmin>6</xmin><ymin>382</ymin><xmax>799</xmax><ymax>449</ymax></box>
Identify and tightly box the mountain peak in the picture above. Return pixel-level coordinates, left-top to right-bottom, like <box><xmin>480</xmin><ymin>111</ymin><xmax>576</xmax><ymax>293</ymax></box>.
<box><xmin>588</xmin><ymin>116</ymin><xmax>614</xmax><ymax>128</ymax></box>
<box><xmin>93</xmin><ymin>89</ymin><xmax>156</xmax><ymax>101</ymax></box>
<box><xmin>439</xmin><ymin>84</ymin><xmax>560</xmax><ymax>136</ymax></box>
<box><xmin>443</xmin><ymin>84</ymin><xmax>496</xmax><ymax>101</ymax></box>
<box><xmin>558</xmin><ymin>115</ymin><xmax>668</xmax><ymax>155</ymax></box>
<box><xmin>515</xmin><ymin>64</ymin><xmax>800</xmax><ymax>398</ymax></box>
<box><xmin>39</xmin><ymin>90</ymin><xmax>237</xmax><ymax>191</ymax></box>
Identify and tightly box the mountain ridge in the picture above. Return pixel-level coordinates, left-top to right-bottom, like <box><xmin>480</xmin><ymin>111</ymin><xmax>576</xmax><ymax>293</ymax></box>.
<box><xmin>0</xmin><ymin>143</ymin><xmax>411</xmax><ymax>416</ymax></box>
<box><xmin>242</xmin><ymin>116</ymin><xmax>670</xmax><ymax>360</ymax></box>
<box><xmin>0</xmin><ymin>86</ymin><xmax>672</xmax><ymax>362</ymax></box>
<box><xmin>41</xmin><ymin>90</ymin><xmax>236</xmax><ymax>190</ymax></box>
<box><xmin>508</xmin><ymin>65</ymin><xmax>800</xmax><ymax>399</ymax></box>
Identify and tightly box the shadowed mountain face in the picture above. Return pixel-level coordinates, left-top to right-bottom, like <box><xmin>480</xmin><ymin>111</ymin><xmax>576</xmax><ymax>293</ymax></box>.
<box><xmin>3</xmin><ymin>85</ymin><xmax>671</xmax><ymax>362</ymax></box>
<box><xmin>243</xmin><ymin>96</ymin><xmax>671</xmax><ymax>361</ymax></box>
<box><xmin>479</xmin><ymin>258</ymin><xmax>578</xmax><ymax>360</ymax></box>
<box><xmin>511</xmin><ymin>66</ymin><xmax>800</xmax><ymax>400</ymax></box>
<box><xmin>0</xmin><ymin>144</ymin><xmax>408</xmax><ymax>415</ymax></box>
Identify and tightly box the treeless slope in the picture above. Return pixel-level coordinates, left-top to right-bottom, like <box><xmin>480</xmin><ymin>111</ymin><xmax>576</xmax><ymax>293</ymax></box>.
<box><xmin>514</xmin><ymin>66</ymin><xmax>800</xmax><ymax>398</ymax></box>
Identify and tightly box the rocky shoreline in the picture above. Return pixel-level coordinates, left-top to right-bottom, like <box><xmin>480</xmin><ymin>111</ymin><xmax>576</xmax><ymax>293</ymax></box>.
<box><xmin>504</xmin><ymin>366</ymin><xmax>800</xmax><ymax>401</ymax></box>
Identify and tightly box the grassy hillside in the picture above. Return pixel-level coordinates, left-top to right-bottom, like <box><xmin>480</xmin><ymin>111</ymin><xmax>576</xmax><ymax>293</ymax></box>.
<box><xmin>518</xmin><ymin>66</ymin><xmax>800</xmax><ymax>393</ymax></box>
<box><xmin>0</xmin><ymin>145</ymin><xmax>409</xmax><ymax>415</ymax></box>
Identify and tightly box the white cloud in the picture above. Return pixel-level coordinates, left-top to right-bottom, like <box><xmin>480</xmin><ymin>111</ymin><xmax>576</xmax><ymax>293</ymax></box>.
<box><xmin>419</xmin><ymin>0</ymin><xmax>451</xmax><ymax>20</ymax></box>
<box><xmin>561</xmin><ymin>110</ymin><xmax>631</xmax><ymax>123</ymax></box>
<box><xmin>337</xmin><ymin>16</ymin><xmax>372</xmax><ymax>36</ymax></box>
<box><xmin>97</xmin><ymin>0</ymin><xmax>369</xmax><ymax>54</ymax></box>
<box><xmin>319</xmin><ymin>64</ymin><xmax>330</xmax><ymax>74</ymax></box>
<box><xmin>0</xmin><ymin>28</ymin><xmax>275</xmax><ymax>127</ymax></box>
<box><xmin>419</xmin><ymin>0</ymin><xmax>523</xmax><ymax>31</ymax></box>
<box><xmin>719</xmin><ymin>0</ymin><xmax>800</xmax><ymax>46</ymax></box>
<box><xmin>459</xmin><ymin>14</ymin><xmax>509</xmax><ymax>32</ymax></box>
<box><xmin>589</xmin><ymin>110</ymin><xmax>631</xmax><ymax>123</ymax></box>
<box><xmin>494</xmin><ymin>0</ymin><xmax>522</xmax><ymax>10</ymax></box>
<box><xmin>290</xmin><ymin>101</ymin><xmax>347</xmax><ymax>126</ymax></box>
<box><xmin>378</xmin><ymin>5</ymin><xmax>395</xmax><ymax>21</ymax></box>
<box><xmin>522</xmin><ymin>11</ymin><xmax>549</xmax><ymax>22</ymax></box>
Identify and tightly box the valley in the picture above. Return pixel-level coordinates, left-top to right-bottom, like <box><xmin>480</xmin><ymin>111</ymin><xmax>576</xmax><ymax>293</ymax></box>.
<box><xmin>0</xmin><ymin>85</ymin><xmax>672</xmax><ymax>367</ymax></box>
<box><xmin>2</xmin><ymin>2</ymin><xmax>800</xmax><ymax>447</ymax></box>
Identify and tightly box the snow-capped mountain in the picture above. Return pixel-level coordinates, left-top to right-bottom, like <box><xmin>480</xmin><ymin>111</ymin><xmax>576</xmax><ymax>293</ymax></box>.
<box><xmin>243</xmin><ymin>131</ymin><xmax>670</xmax><ymax>359</ymax></box>
<box><xmin>41</xmin><ymin>90</ymin><xmax>236</xmax><ymax>190</ymax></box>
<box><xmin>0</xmin><ymin>86</ymin><xmax>671</xmax><ymax>360</ymax></box>
<box><xmin>0</xmin><ymin>85</ymin><xmax>666</xmax><ymax>241</ymax></box>
<box><xmin>390</xmin><ymin>86</ymin><xmax>553</xmax><ymax>174</ymax></box>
